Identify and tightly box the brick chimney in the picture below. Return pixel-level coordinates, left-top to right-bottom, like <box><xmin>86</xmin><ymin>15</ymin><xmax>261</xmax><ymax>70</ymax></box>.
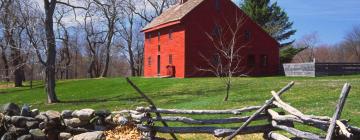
<box><xmin>179</xmin><ymin>0</ymin><xmax>188</xmax><ymax>4</ymax></box>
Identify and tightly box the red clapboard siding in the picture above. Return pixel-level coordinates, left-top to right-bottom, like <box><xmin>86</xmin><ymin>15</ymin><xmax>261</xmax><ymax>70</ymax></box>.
<box><xmin>143</xmin><ymin>0</ymin><xmax>279</xmax><ymax>78</ymax></box>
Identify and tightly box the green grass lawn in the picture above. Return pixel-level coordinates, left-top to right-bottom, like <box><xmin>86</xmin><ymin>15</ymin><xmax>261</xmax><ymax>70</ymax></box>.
<box><xmin>1</xmin><ymin>75</ymin><xmax>360</xmax><ymax>139</ymax></box>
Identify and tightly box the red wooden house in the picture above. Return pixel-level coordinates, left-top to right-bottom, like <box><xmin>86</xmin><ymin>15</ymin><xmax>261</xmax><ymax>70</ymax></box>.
<box><xmin>142</xmin><ymin>0</ymin><xmax>280</xmax><ymax>78</ymax></box>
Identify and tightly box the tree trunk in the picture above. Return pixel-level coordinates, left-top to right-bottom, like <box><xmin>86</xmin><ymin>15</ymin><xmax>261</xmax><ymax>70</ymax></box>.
<box><xmin>10</xmin><ymin>42</ymin><xmax>23</xmax><ymax>87</ymax></box>
<box><xmin>1</xmin><ymin>49</ymin><xmax>10</xmax><ymax>82</ymax></box>
<box><xmin>128</xmin><ymin>44</ymin><xmax>136</xmax><ymax>76</ymax></box>
<box><xmin>30</xmin><ymin>65</ymin><xmax>33</xmax><ymax>89</ymax></box>
<box><xmin>137</xmin><ymin>46</ymin><xmax>144</xmax><ymax>76</ymax></box>
<box><xmin>224</xmin><ymin>83</ymin><xmax>230</xmax><ymax>101</ymax></box>
<box><xmin>44</xmin><ymin>0</ymin><xmax>59</xmax><ymax>103</ymax></box>
<box><xmin>74</xmin><ymin>50</ymin><xmax>78</xmax><ymax>78</ymax></box>
<box><xmin>65</xmin><ymin>66</ymin><xmax>69</xmax><ymax>79</ymax></box>
<box><xmin>101</xmin><ymin>21</ymin><xmax>115</xmax><ymax>77</ymax></box>
<box><xmin>101</xmin><ymin>39</ymin><xmax>111</xmax><ymax>77</ymax></box>
<box><xmin>3</xmin><ymin>0</ymin><xmax>23</xmax><ymax>87</ymax></box>
<box><xmin>88</xmin><ymin>59</ymin><xmax>95</xmax><ymax>78</ymax></box>
<box><xmin>64</xmin><ymin>32</ymin><xmax>71</xmax><ymax>80</ymax></box>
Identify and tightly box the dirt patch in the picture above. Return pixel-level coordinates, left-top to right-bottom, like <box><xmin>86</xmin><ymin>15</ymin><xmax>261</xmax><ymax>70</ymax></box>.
<box><xmin>0</xmin><ymin>84</ymin><xmax>14</xmax><ymax>89</ymax></box>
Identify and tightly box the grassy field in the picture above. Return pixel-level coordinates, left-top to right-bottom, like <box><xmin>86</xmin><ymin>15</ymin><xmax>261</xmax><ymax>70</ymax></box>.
<box><xmin>1</xmin><ymin>75</ymin><xmax>360</xmax><ymax>139</ymax></box>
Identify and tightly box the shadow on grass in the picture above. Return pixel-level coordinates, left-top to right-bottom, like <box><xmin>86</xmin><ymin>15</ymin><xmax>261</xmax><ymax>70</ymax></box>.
<box><xmin>59</xmin><ymin>95</ymin><xmax>144</xmax><ymax>104</ymax></box>
<box><xmin>0</xmin><ymin>85</ymin><xmax>44</xmax><ymax>94</ymax></box>
<box><xmin>0</xmin><ymin>81</ymin><xmax>69</xmax><ymax>95</ymax></box>
<box><xmin>58</xmin><ymin>88</ymin><xmax>224</xmax><ymax>105</ymax></box>
<box><xmin>153</xmin><ymin>88</ymin><xmax>225</xmax><ymax>98</ymax></box>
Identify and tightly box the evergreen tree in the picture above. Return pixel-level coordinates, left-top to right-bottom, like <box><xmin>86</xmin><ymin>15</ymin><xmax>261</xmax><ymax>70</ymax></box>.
<box><xmin>280</xmin><ymin>46</ymin><xmax>306</xmax><ymax>63</ymax></box>
<box><xmin>241</xmin><ymin>0</ymin><xmax>296</xmax><ymax>47</ymax></box>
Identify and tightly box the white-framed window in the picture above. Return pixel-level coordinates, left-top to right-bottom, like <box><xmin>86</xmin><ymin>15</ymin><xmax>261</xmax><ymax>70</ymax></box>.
<box><xmin>169</xmin><ymin>54</ymin><xmax>173</xmax><ymax>64</ymax></box>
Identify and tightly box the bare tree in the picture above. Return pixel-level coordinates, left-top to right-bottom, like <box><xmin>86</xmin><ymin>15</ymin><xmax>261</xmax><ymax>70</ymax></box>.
<box><xmin>128</xmin><ymin>0</ymin><xmax>177</xmax><ymax>24</ymax></box>
<box><xmin>93</xmin><ymin>0</ymin><xmax>121</xmax><ymax>77</ymax></box>
<box><xmin>117</xmin><ymin>2</ymin><xmax>143</xmax><ymax>76</ymax></box>
<box><xmin>55</xmin><ymin>7</ymin><xmax>72</xmax><ymax>79</ymax></box>
<box><xmin>292</xmin><ymin>33</ymin><xmax>319</xmax><ymax>63</ymax></box>
<box><xmin>19</xmin><ymin>0</ymin><xmax>86</xmax><ymax>103</ymax></box>
<box><xmin>82</xmin><ymin>4</ymin><xmax>106</xmax><ymax>78</ymax></box>
<box><xmin>0</xmin><ymin>0</ymin><xmax>142</xmax><ymax>84</ymax></box>
<box><xmin>0</xmin><ymin>0</ymin><xmax>25</xmax><ymax>87</ymax></box>
<box><xmin>133</xmin><ymin>39</ymin><xmax>144</xmax><ymax>76</ymax></box>
<box><xmin>118</xmin><ymin>0</ymin><xmax>176</xmax><ymax>76</ymax></box>
<box><xmin>0</xmin><ymin>42</ymin><xmax>10</xmax><ymax>82</ymax></box>
<box><xmin>0</xmin><ymin>0</ymin><xmax>10</xmax><ymax>82</ymax></box>
<box><xmin>42</xmin><ymin>0</ymin><xmax>86</xmax><ymax>103</ymax></box>
<box><xmin>198</xmin><ymin>15</ymin><xmax>248</xmax><ymax>101</ymax></box>
<box><xmin>343</xmin><ymin>25</ymin><xmax>360</xmax><ymax>62</ymax></box>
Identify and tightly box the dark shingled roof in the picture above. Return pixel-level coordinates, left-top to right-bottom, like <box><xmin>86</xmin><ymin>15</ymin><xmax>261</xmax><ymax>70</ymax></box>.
<box><xmin>142</xmin><ymin>0</ymin><xmax>205</xmax><ymax>31</ymax></box>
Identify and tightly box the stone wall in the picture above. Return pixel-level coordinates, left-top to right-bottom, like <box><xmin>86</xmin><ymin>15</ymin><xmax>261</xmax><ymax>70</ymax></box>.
<box><xmin>0</xmin><ymin>103</ymin><xmax>133</xmax><ymax>140</ymax></box>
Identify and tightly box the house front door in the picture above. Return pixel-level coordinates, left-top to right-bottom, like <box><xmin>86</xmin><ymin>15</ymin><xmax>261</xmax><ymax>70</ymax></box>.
<box><xmin>157</xmin><ymin>55</ymin><xmax>161</xmax><ymax>75</ymax></box>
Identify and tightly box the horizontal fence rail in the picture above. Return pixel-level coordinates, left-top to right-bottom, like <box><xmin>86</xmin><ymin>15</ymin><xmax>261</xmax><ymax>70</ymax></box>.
<box><xmin>122</xmin><ymin>79</ymin><xmax>360</xmax><ymax>140</ymax></box>
<box><xmin>283</xmin><ymin>62</ymin><xmax>360</xmax><ymax>77</ymax></box>
<box><xmin>136</xmin><ymin>106</ymin><xmax>262</xmax><ymax>115</ymax></box>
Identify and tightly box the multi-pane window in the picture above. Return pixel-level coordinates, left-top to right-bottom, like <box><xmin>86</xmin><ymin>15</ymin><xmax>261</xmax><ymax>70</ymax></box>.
<box><xmin>169</xmin><ymin>54</ymin><xmax>173</xmax><ymax>64</ymax></box>
<box><xmin>148</xmin><ymin>57</ymin><xmax>152</xmax><ymax>66</ymax></box>
<box><xmin>247</xmin><ymin>55</ymin><xmax>255</xmax><ymax>67</ymax></box>
<box><xmin>158</xmin><ymin>32</ymin><xmax>161</xmax><ymax>41</ymax></box>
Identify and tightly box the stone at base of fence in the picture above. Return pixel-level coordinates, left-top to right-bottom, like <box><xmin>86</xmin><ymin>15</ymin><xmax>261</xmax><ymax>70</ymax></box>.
<box><xmin>0</xmin><ymin>103</ymin><xmax>139</xmax><ymax>140</ymax></box>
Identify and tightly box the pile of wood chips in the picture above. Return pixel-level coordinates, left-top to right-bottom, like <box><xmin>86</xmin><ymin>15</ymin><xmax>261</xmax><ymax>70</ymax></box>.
<box><xmin>104</xmin><ymin>123</ymin><xmax>142</xmax><ymax>140</ymax></box>
<box><xmin>0</xmin><ymin>84</ymin><xmax>14</xmax><ymax>90</ymax></box>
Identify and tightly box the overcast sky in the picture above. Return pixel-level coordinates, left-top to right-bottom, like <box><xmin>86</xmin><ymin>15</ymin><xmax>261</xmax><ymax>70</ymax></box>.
<box><xmin>274</xmin><ymin>0</ymin><xmax>360</xmax><ymax>45</ymax></box>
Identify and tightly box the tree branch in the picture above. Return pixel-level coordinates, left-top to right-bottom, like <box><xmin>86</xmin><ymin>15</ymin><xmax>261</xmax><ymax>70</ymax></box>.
<box><xmin>56</xmin><ymin>1</ymin><xmax>87</xmax><ymax>10</ymax></box>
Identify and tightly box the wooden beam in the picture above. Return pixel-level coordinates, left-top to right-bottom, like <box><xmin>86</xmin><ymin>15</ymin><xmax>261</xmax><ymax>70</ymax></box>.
<box><xmin>150</xmin><ymin>114</ymin><xmax>268</xmax><ymax>124</ymax></box>
<box><xmin>272</xmin><ymin>121</ymin><xmax>324</xmax><ymax>140</ymax></box>
<box><xmin>336</xmin><ymin>120</ymin><xmax>353</xmax><ymax>139</ymax></box>
<box><xmin>325</xmin><ymin>83</ymin><xmax>351</xmax><ymax>140</ymax></box>
<box><xmin>271</xmin><ymin>92</ymin><xmax>330</xmax><ymax>126</ymax></box>
<box><xmin>137</xmin><ymin>124</ymin><xmax>274</xmax><ymax>137</ymax></box>
<box><xmin>136</xmin><ymin>106</ymin><xmax>261</xmax><ymax>115</ymax></box>
<box><xmin>267</xmin><ymin>109</ymin><xmax>328</xmax><ymax>131</ymax></box>
<box><xmin>267</xmin><ymin>131</ymin><xmax>291</xmax><ymax>140</ymax></box>
<box><xmin>225</xmin><ymin>81</ymin><xmax>295</xmax><ymax>140</ymax></box>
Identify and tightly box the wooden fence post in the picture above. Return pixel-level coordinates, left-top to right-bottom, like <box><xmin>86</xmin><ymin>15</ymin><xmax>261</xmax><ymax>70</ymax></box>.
<box><xmin>126</xmin><ymin>78</ymin><xmax>178</xmax><ymax>140</ymax></box>
<box><xmin>325</xmin><ymin>83</ymin><xmax>351</xmax><ymax>140</ymax></box>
